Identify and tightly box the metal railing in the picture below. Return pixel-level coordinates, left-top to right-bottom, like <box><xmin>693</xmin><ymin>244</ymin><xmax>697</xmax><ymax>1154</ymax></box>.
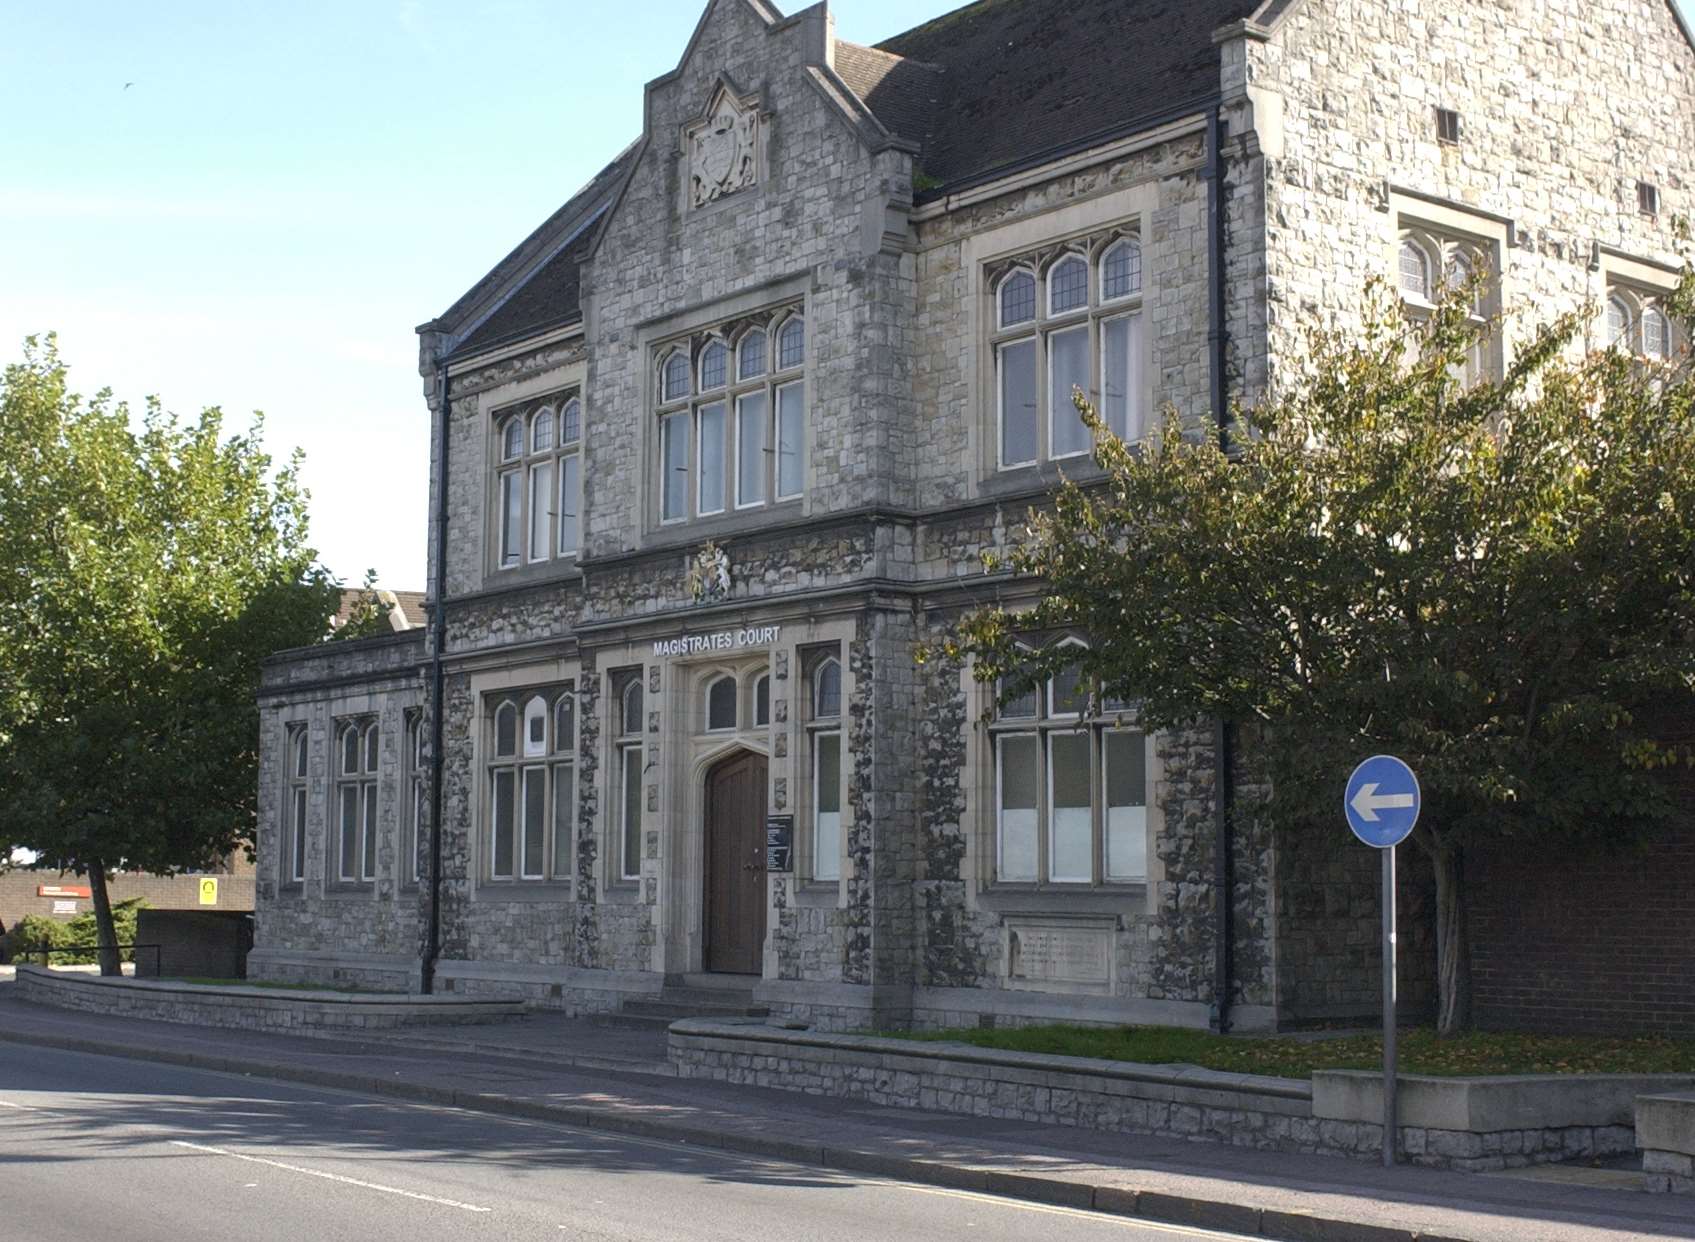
<box><xmin>34</xmin><ymin>942</ymin><xmax>162</xmax><ymax>976</ymax></box>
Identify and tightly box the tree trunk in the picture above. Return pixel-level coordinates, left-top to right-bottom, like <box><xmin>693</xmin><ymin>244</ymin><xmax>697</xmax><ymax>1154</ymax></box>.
<box><xmin>1429</xmin><ymin>838</ymin><xmax>1471</xmax><ymax>1036</ymax></box>
<box><xmin>86</xmin><ymin>860</ymin><xmax>121</xmax><ymax>978</ymax></box>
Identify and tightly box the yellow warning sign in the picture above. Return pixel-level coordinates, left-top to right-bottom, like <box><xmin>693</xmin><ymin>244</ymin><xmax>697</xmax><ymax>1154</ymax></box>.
<box><xmin>198</xmin><ymin>877</ymin><xmax>218</xmax><ymax>906</ymax></box>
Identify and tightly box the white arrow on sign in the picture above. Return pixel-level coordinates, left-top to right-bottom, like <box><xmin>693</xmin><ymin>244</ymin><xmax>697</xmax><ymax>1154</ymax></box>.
<box><xmin>1350</xmin><ymin>783</ymin><xmax>1415</xmax><ymax>822</ymax></box>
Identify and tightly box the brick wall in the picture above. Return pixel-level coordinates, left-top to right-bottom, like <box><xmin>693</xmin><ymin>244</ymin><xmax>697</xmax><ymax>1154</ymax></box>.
<box><xmin>1470</xmin><ymin>826</ymin><xmax>1695</xmax><ymax>1037</ymax></box>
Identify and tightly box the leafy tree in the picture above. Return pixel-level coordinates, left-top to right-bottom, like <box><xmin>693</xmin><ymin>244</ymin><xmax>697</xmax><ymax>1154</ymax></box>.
<box><xmin>0</xmin><ymin>337</ymin><xmax>341</xmax><ymax>974</ymax></box>
<box><xmin>947</xmin><ymin>273</ymin><xmax>1695</xmax><ymax>1035</ymax></box>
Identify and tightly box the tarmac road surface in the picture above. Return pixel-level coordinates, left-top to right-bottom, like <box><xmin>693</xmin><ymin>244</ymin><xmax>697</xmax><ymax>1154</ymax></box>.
<box><xmin>0</xmin><ymin>1042</ymin><xmax>1257</xmax><ymax>1242</ymax></box>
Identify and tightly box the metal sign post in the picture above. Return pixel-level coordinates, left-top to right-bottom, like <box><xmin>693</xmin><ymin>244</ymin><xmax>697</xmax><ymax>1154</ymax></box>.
<box><xmin>1344</xmin><ymin>754</ymin><xmax>1421</xmax><ymax>1169</ymax></box>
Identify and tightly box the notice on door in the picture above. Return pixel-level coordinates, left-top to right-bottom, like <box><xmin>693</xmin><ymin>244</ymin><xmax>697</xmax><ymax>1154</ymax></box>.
<box><xmin>765</xmin><ymin>815</ymin><xmax>794</xmax><ymax>873</ymax></box>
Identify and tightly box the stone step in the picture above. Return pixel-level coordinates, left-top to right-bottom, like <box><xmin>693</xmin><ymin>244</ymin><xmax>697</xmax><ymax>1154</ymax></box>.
<box><xmin>653</xmin><ymin>985</ymin><xmax>760</xmax><ymax>1007</ymax></box>
<box><xmin>621</xmin><ymin>997</ymin><xmax>768</xmax><ymax>1021</ymax></box>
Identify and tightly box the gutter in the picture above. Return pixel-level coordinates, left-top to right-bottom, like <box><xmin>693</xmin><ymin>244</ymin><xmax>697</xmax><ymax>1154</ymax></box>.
<box><xmin>421</xmin><ymin>362</ymin><xmax>451</xmax><ymax>995</ymax></box>
<box><xmin>1205</xmin><ymin>103</ymin><xmax>1236</xmax><ymax>1034</ymax></box>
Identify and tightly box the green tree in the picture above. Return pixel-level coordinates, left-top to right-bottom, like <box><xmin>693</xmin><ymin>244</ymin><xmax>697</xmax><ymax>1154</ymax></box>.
<box><xmin>329</xmin><ymin>568</ymin><xmax>399</xmax><ymax>641</ymax></box>
<box><xmin>948</xmin><ymin>274</ymin><xmax>1695</xmax><ymax>1035</ymax></box>
<box><xmin>0</xmin><ymin>337</ymin><xmax>341</xmax><ymax>974</ymax></box>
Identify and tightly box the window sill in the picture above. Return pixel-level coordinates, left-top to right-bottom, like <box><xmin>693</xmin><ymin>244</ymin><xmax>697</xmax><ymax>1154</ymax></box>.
<box><xmin>977</xmin><ymin>884</ymin><xmax>1148</xmax><ymax>917</ymax></box>
<box><xmin>484</xmin><ymin>559</ymin><xmax>585</xmax><ymax>592</ymax></box>
<box><xmin>793</xmin><ymin>879</ymin><xmax>842</xmax><ymax>907</ymax></box>
<box><xmin>475</xmin><ymin>881</ymin><xmax>572</xmax><ymax>903</ymax></box>
<box><xmin>980</xmin><ymin>459</ymin><xmax>1110</xmax><ymax>500</ymax></box>
<box><xmin>645</xmin><ymin>498</ymin><xmax>804</xmax><ymax>548</ymax></box>
<box><xmin>603</xmin><ymin>881</ymin><xmax>642</xmax><ymax>904</ymax></box>
<box><xmin>324</xmin><ymin>884</ymin><xmax>376</xmax><ymax>900</ymax></box>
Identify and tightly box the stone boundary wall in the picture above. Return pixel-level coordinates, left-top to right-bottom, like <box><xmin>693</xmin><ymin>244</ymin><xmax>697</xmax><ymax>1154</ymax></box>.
<box><xmin>14</xmin><ymin>965</ymin><xmax>523</xmax><ymax>1033</ymax></box>
<box><xmin>669</xmin><ymin>1020</ymin><xmax>1694</xmax><ymax>1172</ymax></box>
<box><xmin>1637</xmin><ymin>1092</ymin><xmax>1695</xmax><ymax>1194</ymax></box>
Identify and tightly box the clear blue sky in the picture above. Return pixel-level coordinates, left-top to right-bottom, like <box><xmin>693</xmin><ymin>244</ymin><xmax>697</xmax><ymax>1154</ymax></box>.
<box><xmin>3</xmin><ymin>0</ymin><xmax>1692</xmax><ymax>588</ymax></box>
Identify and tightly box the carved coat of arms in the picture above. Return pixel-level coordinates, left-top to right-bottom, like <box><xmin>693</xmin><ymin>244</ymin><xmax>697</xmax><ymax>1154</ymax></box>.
<box><xmin>687</xmin><ymin>540</ymin><xmax>732</xmax><ymax>604</ymax></box>
<box><xmin>689</xmin><ymin>91</ymin><xmax>759</xmax><ymax>208</ymax></box>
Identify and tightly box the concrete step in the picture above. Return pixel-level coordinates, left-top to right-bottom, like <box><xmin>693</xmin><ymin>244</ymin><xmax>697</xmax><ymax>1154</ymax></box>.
<box><xmin>621</xmin><ymin>998</ymin><xmax>768</xmax><ymax>1021</ymax></box>
<box><xmin>653</xmin><ymin>986</ymin><xmax>760</xmax><ymax>1007</ymax></box>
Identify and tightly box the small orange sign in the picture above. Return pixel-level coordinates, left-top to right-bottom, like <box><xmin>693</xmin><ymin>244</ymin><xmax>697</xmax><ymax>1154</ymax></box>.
<box><xmin>38</xmin><ymin>884</ymin><xmax>92</xmax><ymax>899</ymax></box>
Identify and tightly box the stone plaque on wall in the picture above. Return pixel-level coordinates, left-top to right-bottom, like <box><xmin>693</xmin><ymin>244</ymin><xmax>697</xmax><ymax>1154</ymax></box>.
<box><xmin>1004</xmin><ymin>918</ymin><xmax>1114</xmax><ymax>995</ymax></box>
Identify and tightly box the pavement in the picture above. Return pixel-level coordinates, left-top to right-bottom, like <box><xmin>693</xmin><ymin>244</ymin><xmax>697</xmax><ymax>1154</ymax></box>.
<box><xmin>0</xmin><ymin>983</ymin><xmax>1689</xmax><ymax>1242</ymax></box>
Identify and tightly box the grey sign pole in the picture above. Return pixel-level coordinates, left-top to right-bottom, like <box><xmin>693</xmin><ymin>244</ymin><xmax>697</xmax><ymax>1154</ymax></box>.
<box><xmin>1381</xmin><ymin>842</ymin><xmax>1398</xmax><ymax>1167</ymax></box>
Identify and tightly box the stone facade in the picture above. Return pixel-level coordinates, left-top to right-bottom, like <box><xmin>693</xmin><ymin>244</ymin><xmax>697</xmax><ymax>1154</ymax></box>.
<box><xmin>253</xmin><ymin>0</ymin><xmax>1695</xmax><ymax>1034</ymax></box>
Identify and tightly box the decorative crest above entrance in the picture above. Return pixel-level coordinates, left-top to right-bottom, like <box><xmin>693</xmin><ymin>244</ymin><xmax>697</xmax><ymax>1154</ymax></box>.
<box><xmin>687</xmin><ymin>84</ymin><xmax>760</xmax><ymax>209</ymax></box>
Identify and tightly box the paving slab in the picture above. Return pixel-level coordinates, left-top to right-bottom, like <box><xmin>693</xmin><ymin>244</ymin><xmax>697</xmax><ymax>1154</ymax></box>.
<box><xmin>0</xmin><ymin>983</ymin><xmax>1688</xmax><ymax>1242</ymax></box>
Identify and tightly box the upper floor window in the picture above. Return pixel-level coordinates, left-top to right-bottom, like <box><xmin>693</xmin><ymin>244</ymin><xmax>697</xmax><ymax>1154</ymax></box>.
<box><xmin>487</xmin><ymin>686</ymin><xmax>574</xmax><ymax>884</ymax></box>
<box><xmin>494</xmin><ymin>391</ymin><xmax>582</xmax><ymax>571</ymax></box>
<box><xmin>1396</xmin><ymin>226</ymin><xmax>1497</xmax><ymax>387</ymax></box>
<box><xmin>990</xmin><ymin>642</ymin><xmax>1148</xmax><ymax>887</ymax></box>
<box><xmin>1607</xmin><ymin>286</ymin><xmax>1678</xmax><ymax>362</ymax></box>
<box><xmin>335</xmin><ymin>718</ymin><xmax>379</xmax><ymax>884</ymax></box>
<box><xmin>991</xmin><ymin>234</ymin><xmax>1146</xmax><ymax>471</ymax></box>
<box><xmin>657</xmin><ymin>307</ymin><xmax>806</xmax><ymax>524</ymax></box>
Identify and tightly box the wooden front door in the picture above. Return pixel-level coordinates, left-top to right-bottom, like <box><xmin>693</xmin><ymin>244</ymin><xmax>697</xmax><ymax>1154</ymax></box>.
<box><xmin>704</xmin><ymin>751</ymin><xmax>768</xmax><ymax>975</ymax></box>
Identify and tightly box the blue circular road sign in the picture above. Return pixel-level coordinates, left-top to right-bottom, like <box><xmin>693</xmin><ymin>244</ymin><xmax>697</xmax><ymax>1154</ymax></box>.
<box><xmin>1344</xmin><ymin>755</ymin><xmax>1421</xmax><ymax>848</ymax></box>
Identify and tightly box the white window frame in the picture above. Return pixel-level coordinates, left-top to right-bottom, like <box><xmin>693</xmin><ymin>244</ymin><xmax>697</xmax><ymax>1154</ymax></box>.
<box><xmin>806</xmin><ymin>653</ymin><xmax>843</xmax><ymax>883</ymax></box>
<box><xmin>493</xmin><ymin>390</ymin><xmax>583</xmax><ymax>571</ymax></box>
<box><xmin>334</xmin><ymin>719</ymin><xmax>379</xmax><ymax>885</ymax></box>
<box><xmin>654</xmin><ymin>309</ymin><xmax>806</xmax><ymax>525</ymax></box>
<box><xmin>989</xmin><ymin>235</ymin><xmax>1147</xmax><ymax>471</ymax></box>
<box><xmin>987</xmin><ymin>645</ymin><xmax>1153</xmax><ymax>887</ymax></box>
<box><xmin>485</xmin><ymin>686</ymin><xmax>575</xmax><ymax>885</ymax></box>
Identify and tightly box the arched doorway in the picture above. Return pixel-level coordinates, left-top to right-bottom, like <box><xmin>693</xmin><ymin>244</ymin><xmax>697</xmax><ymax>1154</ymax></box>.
<box><xmin>703</xmin><ymin>749</ymin><xmax>768</xmax><ymax>974</ymax></box>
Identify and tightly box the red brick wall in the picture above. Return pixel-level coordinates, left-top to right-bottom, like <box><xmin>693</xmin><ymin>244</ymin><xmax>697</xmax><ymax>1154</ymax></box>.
<box><xmin>1469</xmin><ymin>826</ymin><xmax>1695</xmax><ymax>1036</ymax></box>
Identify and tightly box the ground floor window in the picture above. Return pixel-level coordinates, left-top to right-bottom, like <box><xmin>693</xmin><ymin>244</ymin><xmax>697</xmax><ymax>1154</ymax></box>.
<box><xmin>487</xmin><ymin>686</ymin><xmax>575</xmax><ymax>883</ymax></box>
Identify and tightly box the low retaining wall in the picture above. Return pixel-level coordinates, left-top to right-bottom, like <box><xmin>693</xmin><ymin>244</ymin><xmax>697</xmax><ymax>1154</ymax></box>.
<box><xmin>1636</xmin><ymin>1092</ymin><xmax>1695</xmax><ymax>1193</ymax></box>
<box><xmin>15</xmin><ymin>965</ymin><xmax>525</xmax><ymax>1032</ymax></box>
<box><xmin>669</xmin><ymin>1020</ymin><xmax>1695</xmax><ymax>1172</ymax></box>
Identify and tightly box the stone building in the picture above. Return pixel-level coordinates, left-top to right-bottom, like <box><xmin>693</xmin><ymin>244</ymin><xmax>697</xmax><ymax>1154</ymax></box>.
<box><xmin>252</xmin><ymin>0</ymin><xmax>1695</xmax><ymax>1034</ymax></box>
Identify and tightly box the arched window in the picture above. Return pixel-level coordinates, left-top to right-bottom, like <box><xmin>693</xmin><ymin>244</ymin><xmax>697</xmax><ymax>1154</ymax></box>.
<box><xmin>531</xmin><ymin>409</ymin><xmax>554</xmax><ymax>454</ymax></box>
<box><xmin>1047</xmin><ymin>639</ymin><xmax>1088</xmax><ymax>718</ymax></box>
<box><xmin>1643</xmin><ymin>305</ymin><xmax>1671</xmax><ymax>360</ymax></box>
<box><xmin>706</xmin><ymin>675</ymin><xmax>738</xmax><ymax>731</ymax></box>
<box><xmin>555</xmin><ymin>693</ymin><xmax>575</xmax><ymax>753</ymax></box>
<box><xmin>341</xmin><ymin>722</ymin><xmax>361</xmax><ymax>775</ymax></box>
<box><xmin>662</xmin><ymin>351</ymin><xmax>691</xmax><ymax>402</ymax></box>
<box><xmin>997</xmin><ymin>269</ymin><xmax>1036</xmax><ymax>329</ymax></box>
<box><xmin>1398</xmin><ymin>238</ymin><xmax>1432</xmax><ymax>301</ymax></box>
<box><xmin>501</xmin><ymin>417</ymin><xmax>523</xmax><ymax>461</ymax></box>
<box><xmin>286</xmin><ymin>725</ymin><xmax>309</xmax><ymax>884</ymax></box>
<box><xmin>621</xmin><ymin>679</ymin><xmax>644</xmax><ymax>736</ymax></box>
<box><xmin>738</xmin><ymin>329</ymin><xmax>768</xmax><ymax>380</ymax></box>
<box><xmin>335</xmin><ymin>718</ymin><xmax>379</xmax><ymax>884</ymax></box>
<box><xmin>699</xmin><ymin>340</ymin><xmax>728</xmax><ymax>391</ymax></box>
<box><xmin>523</xmin><ymin>695</ymin><xmax>548</xmax><ymax>757</ymax></box>
<box><xmin>813</xmin><ymin>657</ymin><xmax>842</xmax><ymax>719</ymax></box>
<box><xmin>777</xmin><ymin>317</ymin><xmax>806</xmax><ymax>370</ymax></box>
<box><xmin>1100</xmin><ymin>238</ymin><xmax>1142</xmax><ymax>302</ymax></box>
<box><xmin>293</xmin><ymin>728</ymin><xmax>309</xmax><ymax>779</ymax></box>
<box><xmin>560</xmin><ymin>397</ymin><xmax>581</xmax><ymax>446</ymax></box>
<box><xmin>1048</xmin><ymin>254</ymin><xmax>1088</xmax><ymax>315</ymax></box>
<box><xmin>494</xmin><ymin>701</ymin><xmax>518</xmax><ymax>758</ymax></box>
<box><xmin>753</xmin><ymin>674</ymin><xmax>770</xmax><ymax>727</ymax></box>
<box><xmin>1607</xmin><ymin>295</ymin><xmax>1634</xmax><ymax>349</ymax></box>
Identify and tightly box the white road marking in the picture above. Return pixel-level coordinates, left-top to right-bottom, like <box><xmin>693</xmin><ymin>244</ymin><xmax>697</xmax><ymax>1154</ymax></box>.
<box><xmin>0</xmin><ymin>1099</ymin><xmax>39</xmax><ymax>1110</ymax></box>
<box><xmin>902</xmin><ymin>1184</ymin><xmax>1259</xmax><ymax>1239</ymax></box>
<box><xmin>167</xmin><ymin>1140</ymin><xmax>491</xmax><ymax>1213</ymax></box>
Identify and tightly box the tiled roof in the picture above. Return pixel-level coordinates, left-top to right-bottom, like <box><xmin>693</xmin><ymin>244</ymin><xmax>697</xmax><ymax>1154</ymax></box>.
<box><xmin>870</xmin><ymin>0</ymin><xmax>1260</xmax><ymax>192</ymax></box>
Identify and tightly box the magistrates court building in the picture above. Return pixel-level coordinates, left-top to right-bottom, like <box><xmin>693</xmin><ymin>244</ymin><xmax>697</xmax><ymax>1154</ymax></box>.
<box><xmin>251</xmin><ymin>0</ymin><xmax>1695</xmax><ymax>1035</ymax></box>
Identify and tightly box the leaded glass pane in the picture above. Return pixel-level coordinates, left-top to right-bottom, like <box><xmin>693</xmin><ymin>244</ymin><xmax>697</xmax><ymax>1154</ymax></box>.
<box><xmin>560</xmin><ymin>398</ymin><xmax>581</xmax><ymax>445</ymax></box>
<box><xmin>999</xmin><ymin>270</ymin><xmax>1036</xmax><ymax>327</ymax></box>
<box><xmin>532</xmin><ymin>410</ymin><xmax>554</xmax><ymax>453</ymax></box>
<box><xmin>700</xmin><ymin>340</ymin><xmax>727</xmax><ymax>390</ymax></box>
<box><xmin>1398</xmin><ymin>240</ymin><xmax>1430</xmax><ymax>300</ymax></box>
<box><xmin>662</xmin><ymin>352</ymin><xmax>691</xmax><ymax>402</ymax></box>
<box><xmin>814</xmin><ymin>659</ymin><xmax>841</xmax><ymax>719</ymax></box>
<box><xmin>739</xmin><ymin>329</ymin><xmax>767</xmax><ymax>380</ymax></box>
<box><xmin>1644</xmin><ymin>307</ymin><xmax>1671</xmax><ymax>359</ymax></box>
<box><xmin>1049</xmin><ymin>255</ymin><xmax>1087</xmax><ymax>314</ymax></box>
<box><xmin>778</xmin><ymin>318</ymin><xmax>805</xmax><ymax>369</ymax></box>
<box><xmin>1102</xmin><ymin>240</ymin><xmax>1142</xmax><ymax>301</ymax></box>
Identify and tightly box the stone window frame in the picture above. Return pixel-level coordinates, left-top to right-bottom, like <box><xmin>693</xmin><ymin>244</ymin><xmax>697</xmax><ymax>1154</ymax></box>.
<box><xmin>402</xmin><ymin>709</ymin><xmax>425</xmax><ymax>889</ymax></box>
<box><xmin>332</xmin><ymin>716</ymin><xmax>380</xmax><ymax>888</ymax></box>
<box><xmin>1387</xmin><ymin>193</ymin><xmax>1508</xmax><ymax>390</ymax></box>
<box><xmin>987</xmin><ymin>228</ymin><xmax>1148</xmax><ymax>473</ymax></box>
<box><xmin>484</xmin><ymin>685</ymin><xmax>576</xmax><ymax>887</ymax></box>
<box><xmin>283</xmin><ymin>722</ymin><xmax>309</xmax><ymax>888</ymax></box>
<box><xmin>1598</xmin><ymin>249</ymin><xmax>1684</xmax><ymax>364</ymax></box>
<box><xmin>984</xmin><ymin>639</ymin><xmax>1153</xmax><ymax>890</ymax></box>
<box><xmin>491</xmin><ymin>388</ymin><xmax>583</xmax><ymax>573</ymax></box>
<box><xmin>654</xmin><ymin>304</ymin><xmax>807</xmax><ymax>527</ymax></box>
<box><xmin>613</xmin><ymin>670</ymin><xmax>645</xmax><ymax>885</ymax></box>
<box><xmin>793</xmin><ymin>647</ymin><xmax>845</xmax><ymax>886</ymax></box>
<box><xmin>698</xmin><ymin>664</ymin><xmax>770</xmax><ymax>734</ymax></box>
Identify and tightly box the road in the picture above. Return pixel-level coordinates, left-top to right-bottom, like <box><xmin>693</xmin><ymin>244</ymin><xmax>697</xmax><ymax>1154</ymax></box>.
<box><xmin>0</xmin><ymin>1043</ymin><xmax>1254</xmax><ymax>1242</ymax></box>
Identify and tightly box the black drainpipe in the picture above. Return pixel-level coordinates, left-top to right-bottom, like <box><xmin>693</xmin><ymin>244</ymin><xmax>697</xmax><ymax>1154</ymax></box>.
<box><xmin>421</xmin><ymin>359</ymin><xmax>450</xmax><ymax>995</ymax></box>
<box><xmin>1205</xmin><ymin>103</ymin><xmax>1236</xmax><ymax>1034</ymax></box>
